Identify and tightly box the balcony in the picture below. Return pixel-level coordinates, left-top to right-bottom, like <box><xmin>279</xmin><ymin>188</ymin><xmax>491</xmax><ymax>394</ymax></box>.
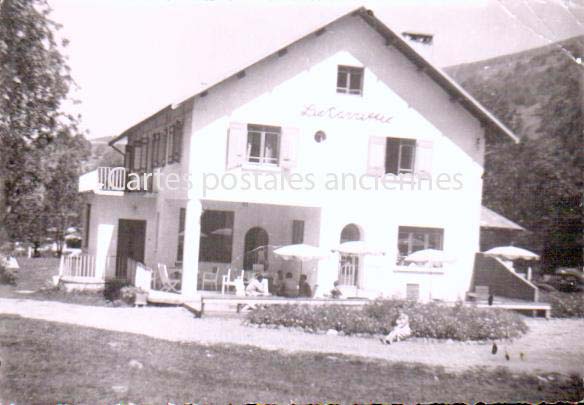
<box><xmin>79</xmin><ymin>167</ymin><xmax>159</xmax><ymax>195</ymax></box>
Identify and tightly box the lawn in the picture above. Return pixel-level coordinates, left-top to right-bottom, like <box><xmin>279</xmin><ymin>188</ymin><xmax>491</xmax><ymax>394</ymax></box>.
<box><xmin>0</xmin><ymin>315</ymin><xmax>581</xmax><ymax>403</ymax></box>
<box><xmin>0</xmin><ymin>258</ymin><xmax>109</xmax><ymax>306</ymax></box>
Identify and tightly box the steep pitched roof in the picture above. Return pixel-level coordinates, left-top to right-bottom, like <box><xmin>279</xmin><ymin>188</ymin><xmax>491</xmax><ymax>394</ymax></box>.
<box><xmin>110</xmin><ymin>6</ymin><xmax>519</xmax><ymax>146</ymax></box>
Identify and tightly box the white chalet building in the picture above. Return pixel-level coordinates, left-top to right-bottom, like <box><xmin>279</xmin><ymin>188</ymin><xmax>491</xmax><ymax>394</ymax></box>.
<box><xmin>78</xmin><ymin>8</ymin><xmax>520</xmax><ymax>302</ymax></box>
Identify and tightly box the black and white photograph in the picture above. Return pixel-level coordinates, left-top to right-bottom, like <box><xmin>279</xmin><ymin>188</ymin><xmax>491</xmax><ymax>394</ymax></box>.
<box><xmin>0</xmin><ymin>0</ymin><xmax>583</xmax><ymax>403</ymax></box>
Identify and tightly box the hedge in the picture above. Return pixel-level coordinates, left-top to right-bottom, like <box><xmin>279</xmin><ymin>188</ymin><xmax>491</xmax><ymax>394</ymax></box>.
<box><xmin>246</xmin><ymin>300</ymin><xmax>528</xmax><ymax>341</ymax></box>
<box><xmin>542</xmin><ymin>292</ymin><xmax>584</xmax><ymax>318</ymax></box>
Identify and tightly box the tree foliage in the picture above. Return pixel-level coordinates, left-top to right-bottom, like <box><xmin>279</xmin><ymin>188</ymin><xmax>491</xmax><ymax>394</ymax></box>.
<box><xmin>0</xmin><ymin>0</ymin><xmax>86</xmax><ymax>252</ymax></box>
<box><xmin>447</xmin><ymin>36</ymin><xmax>584</xmax><ymax>267</ymax></box>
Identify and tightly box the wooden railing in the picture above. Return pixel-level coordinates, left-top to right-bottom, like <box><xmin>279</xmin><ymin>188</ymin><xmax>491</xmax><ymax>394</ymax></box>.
<box><xmin>96</xmin><ymin>166</ymin><xmax>159</xmax><ymax>193</ymax></box>
<box><xmin>97</xmin><ymin>167</ymin><xmax>127</xmax><ymax>191</ymax></box>
<box><xmin>60</xmin><ymin>255</ymin><xmax>99</xmax><ymax>279</ymax></box>
<box><xmin>59</xmin><ymin>255</ymin><xmax>142</xmax><ymax>284</ymax></box>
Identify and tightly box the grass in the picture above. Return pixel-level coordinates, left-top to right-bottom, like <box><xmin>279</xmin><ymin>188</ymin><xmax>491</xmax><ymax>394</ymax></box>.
<box><xmin>0</xmin><ymin>258</ymin><xmax>110</xmax><ymax>306</ymax></box>
<box><xmin>0</xmin><ymin>315</ymin><xmax>581</xmax><ymax>403</ymax></box>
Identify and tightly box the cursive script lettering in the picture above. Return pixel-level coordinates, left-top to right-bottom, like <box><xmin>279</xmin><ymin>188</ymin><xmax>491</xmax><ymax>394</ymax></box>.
<box><xmin>300</xmin><ymin>104</ymin><xmax>393</xmax><ymax>124</ymax></box>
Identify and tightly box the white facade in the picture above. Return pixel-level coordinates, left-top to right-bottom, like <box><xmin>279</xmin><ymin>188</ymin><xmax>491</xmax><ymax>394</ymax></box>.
<box><xmin>81</xmin><ymin>11</ymin><xmax>515</xmax><ymax>302</ymax></box>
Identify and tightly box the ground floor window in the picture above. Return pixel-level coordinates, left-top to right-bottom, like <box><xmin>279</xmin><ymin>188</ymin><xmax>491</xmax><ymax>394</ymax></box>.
<box><xmin>199</xmin><ymin>210</ymin><xmax>234</xmax><ymax>263</ymax></box>
<box><xmin>397</xmin><ymin>226</ymin><xmax>444</xmax><ymax>264</ymax></box>
<box><xmin>406</xmin><ymin>283</ymin><xmax>420</xmax><ymax>301</ymax></box>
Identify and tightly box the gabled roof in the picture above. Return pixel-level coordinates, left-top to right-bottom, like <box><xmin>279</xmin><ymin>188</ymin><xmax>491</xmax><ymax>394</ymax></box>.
<box><xmin>480</xmin><ymin>206</ymin><xmax>525</xmax><ymax>231</ymax></box>
<box><xmin>110</xmin><ymin>6</ymin><xmax>519</xmax><ymax>146</ymax></box>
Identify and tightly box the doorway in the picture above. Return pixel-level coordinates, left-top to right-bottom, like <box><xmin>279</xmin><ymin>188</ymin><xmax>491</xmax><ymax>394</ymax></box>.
<box><xmin>243</xmin><ymin>227</ymin><xmax>269</xmax><ymax>271</ymax></box>
<box><xmin>339</xmin><ymin>224</ymin><xmax>361</xmax><ymax>286</ymax></box>
<box><xmin>116</xmin><ymin>219</ymin><xmax>146</xmax><ymax>279</ymax></box>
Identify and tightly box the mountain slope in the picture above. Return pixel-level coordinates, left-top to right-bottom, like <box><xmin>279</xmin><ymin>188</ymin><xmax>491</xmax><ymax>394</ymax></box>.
<box><xmin>446</xmin><ymin>36</ymin><xmax>583</xmax><ymax>267</ymax></box>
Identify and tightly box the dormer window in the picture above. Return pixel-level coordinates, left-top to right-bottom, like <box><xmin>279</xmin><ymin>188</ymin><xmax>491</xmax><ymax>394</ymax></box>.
<box><xmin>247</xmin><ymin>124</ymin><xmax>281</xmax><ymax>165</ymax></box>
<box><xmin>337</xmin><ymin>65</ymin><xmax>364</xmax><ymax>95</ymax></box>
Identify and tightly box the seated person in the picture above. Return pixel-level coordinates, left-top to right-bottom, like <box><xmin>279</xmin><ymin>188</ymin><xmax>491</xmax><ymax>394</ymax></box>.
<box><xmin>380</xmin><ymin>308</ymin><xmax>411</xmax><ymax>345</ymax></box>
<box><xmin>245</xmin><ymin>273</ymin><xmax>270</xmax><ymax>297</ymax></box>
<box><xmin>281</xmin><ymin>272</ymin><xmax>299</xmax><ymax>297</ymax></box>
<box><xmin>298</xmin><ymin>274</ymin><xmax>312</xmax><ymax>297</ymax></box>
<box><xmin>329</xmin><ymin>280</ymin><xmax>342</xmax><ymax>299</ymax></box>
<box><xmin>272</xmin><ymin>270</ymin><xmax>285</xmax><ymax>296</ymax></box>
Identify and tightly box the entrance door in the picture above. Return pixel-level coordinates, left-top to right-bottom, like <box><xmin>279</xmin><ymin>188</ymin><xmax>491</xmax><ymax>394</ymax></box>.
<box><xmin>116</xmin><ymin>219</ymin><xmax>146</xmax><ymax>280</ymax></box>
<box><xmin>339</xmin><ymin>224</ymin><xmax>361</xmax><ymax>287</ymax></box>
<box><xmin>243</xmin><ymin>227</ymin><xmax>269</xmax><ymax>271</ymax></box>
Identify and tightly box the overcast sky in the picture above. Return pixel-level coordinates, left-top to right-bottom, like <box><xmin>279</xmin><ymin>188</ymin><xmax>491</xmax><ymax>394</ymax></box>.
<box><xmin>47</xmin><ymin>0</ymin><xmax>584</xmax><ymax>140</ymax></box>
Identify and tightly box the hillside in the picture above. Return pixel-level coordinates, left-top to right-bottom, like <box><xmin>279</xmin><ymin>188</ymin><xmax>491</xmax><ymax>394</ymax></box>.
<box><xmin>446</xmin><ymin>35</ymin><xmax>583</xmax><ymax>141</ymax></box>
<box><xmin>446</xmin><ymin>36</ymin><xmax>583</xmax><ymax>267</ymax></box>
<box><xmin>82</xmin><ymin>136</ymin><xmax>124</xmax><ymax>173</ymax></box>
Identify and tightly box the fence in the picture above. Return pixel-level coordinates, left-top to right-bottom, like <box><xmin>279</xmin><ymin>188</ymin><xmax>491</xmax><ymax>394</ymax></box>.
<box><xmin>59</xmin><ymin>255</ymin><xmax>139</xmax><ymax>284</ymax></box>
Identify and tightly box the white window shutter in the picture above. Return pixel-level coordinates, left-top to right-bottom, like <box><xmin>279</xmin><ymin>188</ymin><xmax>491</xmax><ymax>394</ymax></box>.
<box><xmin>415</xmin><ymin>139</ymin><xmax>433</xmax><ymax>176</ymax></box>
<box><xmin>226</xmin><ymin>122</ymin><xmax>247</xmax><ymax>169</ymax></box>
<box><xmin>367</xmin><ymin>136</ymin><xmax>386</xmax><ymax>176</ymax></box>
<box><xmin>280</xmin><ymin>127</ymin><xmax>299</xmax><ymax>170</ymax></box>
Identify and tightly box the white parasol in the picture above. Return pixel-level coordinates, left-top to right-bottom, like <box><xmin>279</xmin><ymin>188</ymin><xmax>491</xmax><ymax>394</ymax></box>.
<box><xmin>404</xmin><ymin>249</ymin><xmax>455</xmax><ymax>264</ymax></box>
<box><xmin>483</xmin><ymin>246</ymin><xmax>539</xmax><ymax>261</ymax></box>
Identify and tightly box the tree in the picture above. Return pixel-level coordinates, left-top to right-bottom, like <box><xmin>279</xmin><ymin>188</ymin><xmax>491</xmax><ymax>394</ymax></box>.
<box><xmin>0</xmin><ymin>0</ymin><xmax>78</xmax><ymax>248</ymax></box>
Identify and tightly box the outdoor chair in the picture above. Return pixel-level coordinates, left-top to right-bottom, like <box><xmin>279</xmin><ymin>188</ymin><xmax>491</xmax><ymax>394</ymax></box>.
<box><xmin>202</xmin><ymin>266</ymin><xmax>220</xmax><ymax>291</ymax></box>
<box><xmin>221</xmin><ymin>268</ymin><xmax>243</xmax><ymax>294</ymax></box>
<box><xmin>157</xmin><ymin>263</ymin><xmax>180</xmax><ymax>293</ymax></box>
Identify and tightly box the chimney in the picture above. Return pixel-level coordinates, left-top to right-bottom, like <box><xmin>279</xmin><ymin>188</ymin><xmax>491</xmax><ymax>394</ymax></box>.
<box><xmin>402</xmin><ymin>32</ymin><xmax>434</xmax><ymax>63</ymax></box>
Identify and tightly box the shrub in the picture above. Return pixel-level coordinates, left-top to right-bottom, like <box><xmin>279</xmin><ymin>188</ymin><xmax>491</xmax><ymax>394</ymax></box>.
<box><xmin>0</xmin><ymin>264</ymin><xmax>16</xmax><ymax>285</ymax></box>
<box><xmin>103</xmin><ymin>279</ymin><xmax>130</xmax><ymax>302</ymax></box>
<box><xmin>543</xmin><ymin>292</ymin><xmax>584</xmax><ymax>318</ymax></box>
<box><xmin>247</xmin><ymin>300</ymin><xmax>528</xmax><ymax>341</ymax></box>
<box><xmin>119</xmin><ymin>286</ymin><xmax>147</xmax><ymax>306</ymax></box>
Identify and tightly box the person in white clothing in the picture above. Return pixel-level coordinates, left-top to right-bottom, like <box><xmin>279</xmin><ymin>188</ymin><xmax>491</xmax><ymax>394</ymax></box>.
<box><xmin>380</xmin><ymin>308</ymin><xmax>411</xmax><ymax>345</ymax></box>
<box><xmin>245</xmin><ymin>273</ymin><xmax>270</xmax><ymax>297</ymax></box>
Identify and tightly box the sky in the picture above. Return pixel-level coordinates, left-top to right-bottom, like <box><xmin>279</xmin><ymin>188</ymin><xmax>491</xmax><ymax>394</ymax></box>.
<box><xmin>47</xmin><ymin>0</ymin><xmax>584</xmax><ymax>140</ymax></box>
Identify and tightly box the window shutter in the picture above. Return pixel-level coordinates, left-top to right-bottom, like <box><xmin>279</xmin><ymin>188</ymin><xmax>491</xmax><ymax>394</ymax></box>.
<box><xmin>414</xmin><ymin>139</ymin><xmax>433</xmax><ymax>176</ymax></box>
<box><xmin>226</xmin><ymin>122</ymin><xmax>247</xmax><ymax>169</ymax></box>
<box><xmin>367</xmin><ymin>136</ymin><xmax>386</xmax><ymax>176</ymax></box>
<box><xmin>173</xmin><ymin>121</ymin><xmax>183</xmax><ymax>163</ymax></box>
<box><xmin>124</xmin><ymin>145</ymin><xmax>134</xmax><ymax>170</ymax></box>
<box><xmin>280</xmin><ymin>127</ymin><xmax>299</xmax><ymax>170</ymax></box>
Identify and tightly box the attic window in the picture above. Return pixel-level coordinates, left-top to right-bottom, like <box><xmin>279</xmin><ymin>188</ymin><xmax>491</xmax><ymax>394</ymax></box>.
<box><xmin>336</xmin><ymin>65</ymin><xmax>364</xmax><ymax>95</ymax></box>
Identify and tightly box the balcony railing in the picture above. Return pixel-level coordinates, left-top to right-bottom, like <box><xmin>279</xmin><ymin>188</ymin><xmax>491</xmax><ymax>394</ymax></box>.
<box><xmin>98</xmin><ymin>167</ymin><xmax>127</xmax><ymax>191</ymax></box>
<box><xmin>79</xmin><ymin>167</ymin><xmax>159</xmax><ymax>194</ymax></box>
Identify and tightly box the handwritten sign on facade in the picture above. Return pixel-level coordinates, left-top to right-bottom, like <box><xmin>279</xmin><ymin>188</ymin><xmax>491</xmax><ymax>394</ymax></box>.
<box><xmin>301</xmin><ymin>104</ymin><xmax>393</xmax><ymax>124</ymax></box>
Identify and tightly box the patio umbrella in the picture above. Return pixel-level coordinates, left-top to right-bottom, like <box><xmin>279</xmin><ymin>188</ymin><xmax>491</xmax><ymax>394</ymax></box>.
<box><xmin>333</xmin><ymin>241</ymin><xmax>386</xmax><ymax>256</ymax></box>
<box><xmin>404</xmin><ymin>249</ymin><xmax>455</xmax><ymax>264</ymax></box>
<box><xmin>483</xmin><ymin>246</ymin><xmax>539</xmax><ymax>261</ymax></box>
<box><xmin>273</xmin><ymin>243</ymin><xmax>330</xmax><ymax>275</ymax></box>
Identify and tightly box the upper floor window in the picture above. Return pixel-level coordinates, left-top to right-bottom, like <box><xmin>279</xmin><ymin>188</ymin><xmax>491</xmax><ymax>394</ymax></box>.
<box><xmin>397</xmin><ymin>226</ymin><xmax>443</xmax><ymax>265</ymax></box>
<box><xmin>124</xmin><ymin>119</ymin><xmax>182</xmax><ymax>173</ymax></box>
<box><xmin>247</xmin><ymin>124</ymin><xmax>281</xmax><ymax>165</ymax></box>
<box><xmin>337</xmin><ymin>65</ymin><xmax>364</xmax><ymax>95</ymax></box>
<box><xmin>386</xmin><ymin>137</ymin><xmax>416</xmax><ymax>175</ymax></box>
<box><xmin>367</xmin><ymin>137</ymin><xmax>432</xmax><ymax>178</ymax></box>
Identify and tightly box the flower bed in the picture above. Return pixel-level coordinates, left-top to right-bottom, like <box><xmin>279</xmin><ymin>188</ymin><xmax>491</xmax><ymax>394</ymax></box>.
<box><xmin>247</xmin><ymin>300</ymin><xmax>528</xmax><ymax>341</ymax></box>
